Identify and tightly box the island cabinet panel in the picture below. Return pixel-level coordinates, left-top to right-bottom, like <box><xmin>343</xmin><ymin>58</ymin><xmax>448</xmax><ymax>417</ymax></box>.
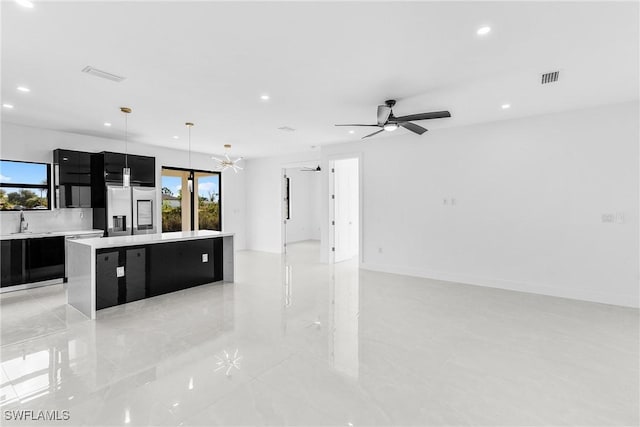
<box><xmin>96</xmin><ymin>251</ymin><xmax>119</xmax><ymax>310</ymax></box>
<box><xmin>96</xmin><ymin>246</ymin><xmax>149</xmax><ymax>310</ymax></box>
<box><xmin>126</xmin><ymin>248</ymin><xmax>147</xmax><ymax>303</ymax></box>
<box><xmin>148</xmin><ymin>238</ymin><xmax>216</xmax><ymax>297</ymax></box>
<box><xmin>148</xmin><ymin>242</ymin><xmax>177</xmax><ymax>297</ymax></box>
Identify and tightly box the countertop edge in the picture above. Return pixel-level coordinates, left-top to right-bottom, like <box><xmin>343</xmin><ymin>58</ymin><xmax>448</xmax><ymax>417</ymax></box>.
<box><xmin>69</xmin><ymin>231</ymin><xmax>234</xmax><ymax>249</ymax></box>
<box><xmin>0</xmin><ymin>229</ymin><xmax>104</xmax><ymax>241</ymax></box>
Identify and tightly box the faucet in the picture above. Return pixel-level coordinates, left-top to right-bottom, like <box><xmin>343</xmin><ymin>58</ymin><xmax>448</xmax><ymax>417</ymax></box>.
<box><xmin>19</xmin><ymin>210</ymin><xmax>28</xmax><ymax>233</ymax></box>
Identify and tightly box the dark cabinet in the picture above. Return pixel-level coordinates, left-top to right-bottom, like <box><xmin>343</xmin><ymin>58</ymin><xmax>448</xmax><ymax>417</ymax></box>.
<box><xmin>27</xmin><ymin>236</ymin><xmax>65</xmax><ymax>282</ymax></box>
<box><xmin>96</xmin><ymin>251</ymin><xmax>119</xmax><ymax>310</ymax></box>
<box><xmin>126</xmin><ymin>247</ymin><xmax>147</xmax><ymax>303</ymax></box>
<box><xmin>127</xmin><ymin>155</ymin><xmax>156</xmax><ymax>187</ymax></box>
<box><xmin>96</xmin><ymin>246</ymin><xmax>148</xmax><ymax>310</ymax></box>
<box><xmin>91</xmin><ymin>152</ymin><xmax>155</xmax><ymax>188</ymax></box>
<box><xmin>95</xmin><ymin>239</ymin><xmax>223</xmax><ymax>311</ymax></box>
<box><xmin>0</xmin><ymin>237</ymin><xmax>64</xmax><ymax>288</ymax></box>
<box><xmin>149</xmin><ymin>239</ymin><xmax>217</xmax><ymax>297</ymax></box>
<box><xmin>53</xmin><ymin>149</ymin><xmax>92</xmax><ymax>208</ymax></box>
<box><xmin>1</xmin><ymin>240</ymin><xmax>26</xmax><ymax>287</ymax></box>
<box><xmin>148</xmin><ymin>241</ymin><xmax>177</xmax><ymax>297</ymax></box>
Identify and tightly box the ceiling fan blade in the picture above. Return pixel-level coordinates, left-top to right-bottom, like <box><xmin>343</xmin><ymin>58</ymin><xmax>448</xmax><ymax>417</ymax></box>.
<box><xmin>335</xmin><ymin>124</ymin><xmax>380</xmax><ymax>127</ymax></box>
<box><xmin>393</xmin><ymin>111</ymin><xmax>451</xmax><ymax>122</ymax></box>
<box><xmin>400</xmin><ymin>121</ymin><xmax>428</xmax><ymax>135</ymax></box>
<box><xmin>362</xmin><ymin>129</ymin><xmax>385</xmax><ymax>139</ymax></box>
<box><xmin>377</xmin><ymin>105</ymin><xmax>391</xmax><ymax>125</ymax></box>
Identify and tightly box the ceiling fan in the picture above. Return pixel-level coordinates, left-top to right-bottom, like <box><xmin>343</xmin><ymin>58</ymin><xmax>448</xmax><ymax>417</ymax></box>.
<box><xmin>335</xmin><ymin>99</ymin><xmax>451</xmax><ymax>139</ymax></box>
<box><xmin>300</xmin><ymin>165</ymin><xmax>321</xmax><ymax>172</ymax></box>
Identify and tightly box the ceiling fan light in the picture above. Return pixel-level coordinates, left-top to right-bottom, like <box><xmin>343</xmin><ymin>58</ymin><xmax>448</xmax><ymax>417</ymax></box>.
<box><xmin>383</xmin><ymin>123</ymin><xmax>398</xmax><ymax>132</ymax></box>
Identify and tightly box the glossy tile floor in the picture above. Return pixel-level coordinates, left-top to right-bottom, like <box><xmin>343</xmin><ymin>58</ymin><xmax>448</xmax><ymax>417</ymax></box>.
<box><xmin>1</xmin><ymin>241</ymin><xmax>638</xmax><ymax>426</ymax></box>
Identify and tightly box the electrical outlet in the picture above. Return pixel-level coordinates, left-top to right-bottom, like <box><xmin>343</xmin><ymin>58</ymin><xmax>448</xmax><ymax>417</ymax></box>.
<box><xmin>116</xmin><ymin>266</ymin><xmax>125</xmax><ymax>277</ymax></box>
<box><xmin>202</xmin><ymin>253</ymin><xmax>208</xmax><ymax>263</ymax></box>
<box><xmin>378</xmin><ymin>247</ymin><xmax>383</xmax><ymax>254</ymax></box>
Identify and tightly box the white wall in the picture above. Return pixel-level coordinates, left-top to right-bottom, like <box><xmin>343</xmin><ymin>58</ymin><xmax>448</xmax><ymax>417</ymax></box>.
<box><xmin>244</xmin><ymin>153</ymin><xmax>320</xmax><ymax>253</ymax></box>
<box><xmin>323</xmin><ymin>101</ymin><xmax>639</xmax><ymax>307</ymax></box>
<box><xmin>244</xmin><ymin>101</ymin><xmax>639</xmax><ymax>307</ymax></box>
<box><xmin>0</xmin><ymin>123</ymin><xmax>246</xmax><ymax>249</ymax></box>
<box><xmin>285</xmin><ymin>168</ymin><xmax>321</xmax><ymax>243</ymax></box>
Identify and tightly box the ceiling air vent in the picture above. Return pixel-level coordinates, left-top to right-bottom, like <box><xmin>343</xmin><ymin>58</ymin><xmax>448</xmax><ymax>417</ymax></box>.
<box><xmin>81</xmin><ymin>66</ymin><xmax>126</xmax><ymax>82</ymax></box>
<box><xmin>278</xmin><ymin>126</ymin><xmax>296</xmax><ymax>132</ymax></box>
<box><xmin>540</xmin><ymin>71</ymin><xmax>560</xmax><ymax>85</ymax></box>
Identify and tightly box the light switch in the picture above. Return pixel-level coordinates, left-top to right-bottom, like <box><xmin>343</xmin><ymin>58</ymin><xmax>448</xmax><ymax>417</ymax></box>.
<box><xmin>116</xmin><ymin>266</ymin><xmax>125</xmax><ymax>277</ymax></box>
<box><xmin>202</xmin><ymin>253</ymin><xmax>208</xmax><ymax>263</ymax></box>
<box><xmin>615</xmin><ymin>212</ymin><xmax>625</xmax><ymax>224</ymax></box>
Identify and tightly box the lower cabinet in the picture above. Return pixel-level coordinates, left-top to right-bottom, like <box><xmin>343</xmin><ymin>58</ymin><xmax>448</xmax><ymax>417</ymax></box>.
<box><xmin>96</xmin><ymin>238</ymin><xmax>223</xmax><ymax>310</ymax></box>
<box><xmin>27</xmin><ymin>236</ymin><xmax>65</xmax><ymax>282</ymax></box>
<box><xmin>0</xmin><ymin>237</ymin><xmax>65</xmax><ymax>288</ymax></box>
<box><xmin>96</xmin><ymin>246</ymin><xmax>148</xmax><ymax>310</ymax></box>
<box><xmin>1</xmin><ymin>240</ymin><xmax>25</xmax><ymax>287</ymax></box>
<box><xmin>149</xmin><ymin>239</ymin><xmax>215</xmax><ymax>297</ymax></box>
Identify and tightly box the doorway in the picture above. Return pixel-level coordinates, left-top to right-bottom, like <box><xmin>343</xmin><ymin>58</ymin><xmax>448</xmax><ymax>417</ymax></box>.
<box><xmin>331</xmin><ymin>157</ymin><xmax>360</xmax><ymax>263</ymax></box>
<box><xmin>160</xmin><ymin>167</ymin><xmax>221</xmax><ymax>232</ymax></box>
<box><xmin>282</xmin><ymin>165</ymin><xmax>322</xmax><ymax>257</ymax></box>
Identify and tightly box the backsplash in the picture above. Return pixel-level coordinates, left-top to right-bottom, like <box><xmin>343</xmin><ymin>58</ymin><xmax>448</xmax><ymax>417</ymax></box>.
<box><xmin>0</xmin><ymin>208</ymin><xmax>94</xmax><ymax>235</ymax></box>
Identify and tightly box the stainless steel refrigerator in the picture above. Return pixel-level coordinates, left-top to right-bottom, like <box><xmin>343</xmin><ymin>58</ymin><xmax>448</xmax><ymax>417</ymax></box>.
<box><xmin>105</xmin><ymin>185</ymin><xmax>158</xmax><ymax>236</ymax></box>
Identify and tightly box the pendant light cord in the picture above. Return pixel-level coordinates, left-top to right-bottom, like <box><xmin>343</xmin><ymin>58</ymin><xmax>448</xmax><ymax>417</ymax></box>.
<box><xmin>124</xmin><ymin>112</ymin><xmax>128</xmax><ymax>169</ymax></box>
<box><xmin>188</xmin><ymin>125</ymin><xmax>191</xmax><ymax>168</ymax></box>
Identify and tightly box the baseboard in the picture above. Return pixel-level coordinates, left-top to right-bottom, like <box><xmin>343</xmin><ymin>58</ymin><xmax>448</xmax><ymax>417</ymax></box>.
<box><xmin>360</xmin><ymin>261</ymin><xmax>639</xmax><ymax>308</ymax></box>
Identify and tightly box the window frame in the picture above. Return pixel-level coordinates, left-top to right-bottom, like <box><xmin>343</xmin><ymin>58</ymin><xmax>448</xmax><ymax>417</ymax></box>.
<box><xmin>0</xmin><ymin>159</ymin><xmax>52</xmax><ymax>211</ymax></box>
<box><xmin>160</xmin><ymin>166</ymin><xmax>221</xmax><ymax>231</ymax></box>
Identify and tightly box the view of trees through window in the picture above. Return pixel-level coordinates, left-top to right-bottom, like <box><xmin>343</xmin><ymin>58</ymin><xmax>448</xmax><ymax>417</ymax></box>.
<box><xmin>161</xmin><ymin>169</ymin><xmax>220</xmax><ymax>232</ymax></box>
<box><xmin>0</xmin><ymin>160</ymin><xmax>50</xmax><ymax>210</ymax></box>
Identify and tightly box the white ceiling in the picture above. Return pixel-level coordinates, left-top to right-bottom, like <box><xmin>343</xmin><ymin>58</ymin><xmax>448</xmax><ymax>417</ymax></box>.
<box><xmin>2</xmin><ymin>1</ymin><xmax>638</xmax><ymax>159</ymax></box>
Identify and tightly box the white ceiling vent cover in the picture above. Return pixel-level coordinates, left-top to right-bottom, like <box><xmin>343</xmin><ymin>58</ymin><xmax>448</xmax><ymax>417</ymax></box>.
<box><xmin>540</xmin><ymin>71</ymin><xmax>560</xmax><ymax>84</ymax></box>
<box><xmin>81</xmin><ymin>66</ymin><xmax>126</xmax><ymax>82</ymax></box>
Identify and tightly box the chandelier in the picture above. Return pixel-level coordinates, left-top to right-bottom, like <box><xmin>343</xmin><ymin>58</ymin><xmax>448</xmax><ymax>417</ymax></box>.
<box><xmin>212</xmin><ymin>144</ymin><xmax>243</xmax><ymax>173</ymax></box>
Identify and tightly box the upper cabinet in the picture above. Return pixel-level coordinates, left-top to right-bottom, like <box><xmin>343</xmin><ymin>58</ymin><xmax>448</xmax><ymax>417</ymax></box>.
<box><xmin>53</xmin><ymin>149</ymin><xmax>92</xmax><ymax>208</ymax></box>
<box><xmin>92</xmin><ymin>152</ymin><xmax>155</xmax><ymax>187</ymax></box>
<box><xmin>54</xmin><ymin>149</ymin><xmax>156</xmax><ymax>209</ymax></box>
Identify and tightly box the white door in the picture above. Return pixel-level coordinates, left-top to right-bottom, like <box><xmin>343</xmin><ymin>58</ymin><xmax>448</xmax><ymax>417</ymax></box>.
<box><xmin>333</xmin><ymin>158</ymin><xmax>359</xmax><ymax>262</ymax></box>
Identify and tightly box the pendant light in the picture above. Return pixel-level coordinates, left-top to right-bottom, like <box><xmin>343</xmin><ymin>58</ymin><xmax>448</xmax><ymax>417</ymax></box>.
<box><xmin>186</xmin><ymin>122</ymin><xmax>194</xmax><ymax>193</ymax></box>
<box><xmin>212</xmin><ymin>144</ymin><xmax>243</xmax><ymax>173</ymax></box>
<box><xmin>121</xmin><ymin>107</ymin><xmax>132</xmax><ymax>187</ymax></box>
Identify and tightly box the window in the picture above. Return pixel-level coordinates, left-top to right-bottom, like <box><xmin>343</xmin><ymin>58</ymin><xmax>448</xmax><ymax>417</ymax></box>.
<box><xmin>0</xmin><ymin>160</ymin><xmax>51</xmax><ymax>211</ymax></box>
<box><xmin>161</xmin><ymin>167</ymin><xmax>221</xmax><ymax>232</ymax></box>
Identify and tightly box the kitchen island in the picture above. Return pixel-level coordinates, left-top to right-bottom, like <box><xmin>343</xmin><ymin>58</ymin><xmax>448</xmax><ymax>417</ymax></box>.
<box><xmin>67</xmin><ymin>230</ymin><xmax>234</xmax><ymax>319</ymax></box>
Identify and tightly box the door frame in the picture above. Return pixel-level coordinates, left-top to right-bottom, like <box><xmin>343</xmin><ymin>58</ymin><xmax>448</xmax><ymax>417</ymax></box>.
<box><xmin>328</xmin><ymin>153</ymin><xmax>363</xmax><ymax>265</ymax></box>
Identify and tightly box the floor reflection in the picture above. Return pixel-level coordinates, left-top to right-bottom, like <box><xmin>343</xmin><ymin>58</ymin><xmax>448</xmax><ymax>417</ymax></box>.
<box><xmin>1</xmin><ymin>241</ymin><xmax>638</xmax><ymax>426</ymax></box>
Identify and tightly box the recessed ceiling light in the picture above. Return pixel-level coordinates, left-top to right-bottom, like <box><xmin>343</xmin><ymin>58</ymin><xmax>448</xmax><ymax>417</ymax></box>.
<box><xmin>260</xmin><ymin>94</ymin><xmax>270</xmax><ymax>101</ymax></box>
<box><xmin>348</xmin><ymin>130</ymin><xmax>355</xmax><ymax>134</ymax></box>
<box><xmin>477</xmin><ymin>26</ymin><xmax>491</xmax><ymax>36</ymax></box>
<box><xmin>17</xmin><ymin>86</ymin><xmax>30</xmax><ymax>92</ymax></box>
<box><xmin>501</xmin><ymin>104</ymin><xmax>511</xmax><ymax>109</ymax></box>
<box><xmin>104</xmin><ymin>122</ymin><xmax>112</xmax><ymax>127</ymax></box>
<box><xmin>15</xmin><ymin>0</ymin><xmax>34</xmax><ymax>8</ymax></box>
<box><xmin>172</xmin><ymin>135</ymin><xmax>179</xmax><ymax>139</ymax></box>
<box><xmin>2</xmin><ymin>104</ymin><xmax>14</xmax><ymax>109</ymax></box>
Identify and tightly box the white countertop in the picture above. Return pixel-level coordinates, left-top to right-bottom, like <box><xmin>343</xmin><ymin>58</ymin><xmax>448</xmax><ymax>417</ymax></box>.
<box><xmin>0</xmin><ymin>229</ymin><xmax>104</xmax><ymax>241</ymax></box>
<box><xmin>69</xmin><ymin>230</ymin><xmax>234</xmax><ymax>249</ymax></box>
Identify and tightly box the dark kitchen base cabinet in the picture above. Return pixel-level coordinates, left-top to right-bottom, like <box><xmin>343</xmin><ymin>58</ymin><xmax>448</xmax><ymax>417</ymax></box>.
<box><xmin>95</xmin><ymin>238</ymin><xmax>223</xmax><ymax>310</ymax></box>
<box><xmin>1</xmin><ymin>237</ymin><xmax>65</xmax><ymax>288</ymax></box>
